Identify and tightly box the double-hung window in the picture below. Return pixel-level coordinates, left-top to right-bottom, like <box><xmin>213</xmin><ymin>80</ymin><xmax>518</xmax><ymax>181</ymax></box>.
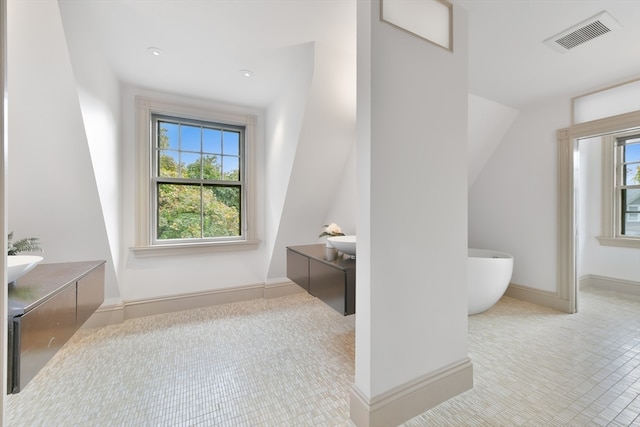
<box><xmin>616</xmin><ymin>134</ymin><xmax>640</xmax><ymax>236</ymax></box>
<box><xmin>134</xmin><ymin>97</ymin><xmax>258</xmax><ymax>256</ymax></box>
<box><xmin>152</xmin><ymin>114</ymin><xmax>244</xmax><ymax>242</ymax></box>
<box><xmin>599</xmin><ymin>130</ymin><xmax>640</xmax><ymax>247</ymax></box>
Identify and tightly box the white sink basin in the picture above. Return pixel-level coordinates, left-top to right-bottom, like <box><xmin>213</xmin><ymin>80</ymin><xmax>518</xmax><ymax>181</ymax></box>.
<box><xmin>7</xmin><ymin>255</ymin><xmax>43</xmax><ymax>284</ymax></box>
<box><xmin>327</xmin><ymin>235</ymin><xmax>356</xmax><ymax>256</ymax></box>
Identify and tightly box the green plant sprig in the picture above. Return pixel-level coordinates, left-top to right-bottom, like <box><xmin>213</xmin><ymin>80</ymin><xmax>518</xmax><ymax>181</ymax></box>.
<box><xmin>7</xmin><ymin>232</ymin><xmax>43</xmax><ymax>256</ymax></box>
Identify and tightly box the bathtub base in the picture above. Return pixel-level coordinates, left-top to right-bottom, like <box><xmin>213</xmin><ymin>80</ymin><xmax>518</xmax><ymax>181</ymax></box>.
<box><xmin>468</xmin><ymin>248</ymin><xmax>513</xmax><ymax>315</ymax></box>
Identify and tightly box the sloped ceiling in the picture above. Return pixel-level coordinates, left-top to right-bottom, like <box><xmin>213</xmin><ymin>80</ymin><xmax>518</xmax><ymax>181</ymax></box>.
<box><xmin>456</xmin><ymin>0</ymin><xmax>640</xmax><ymax>109</ymax></box>
<box><xmin>57</xmin><ymin>0</ymin><xmax>356</xmax><ymax>109</ymax></box>
<box><xmin>57</xmin><ymin>0</ymin><xmax>640</xmax><ymax>111</ymax></box>
<box><xmin>57</xmin><ymin>1</ymin><xmax>640</xmax><ymax>193</ymax></box>
<box><xmin>468</xmin><ymin>94</ymin><xmax>519</xmax><ymax>187</ymax></box>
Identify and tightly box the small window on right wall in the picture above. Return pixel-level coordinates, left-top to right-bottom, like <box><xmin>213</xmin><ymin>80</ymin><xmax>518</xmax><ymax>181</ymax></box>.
<box><xmin>599</xmin><ymin>130</ymin><xmax>640</xmax><ymax>247</ymax></box>
<box><xmin>617</xmin><ymin>134</ymin><xmax>640</xmax><ymax>236</ymax></box>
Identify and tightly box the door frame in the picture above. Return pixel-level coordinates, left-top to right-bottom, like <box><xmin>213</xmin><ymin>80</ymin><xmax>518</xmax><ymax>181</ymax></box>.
<box><xmin>557</xmin><ymin>110</ymin><xmax>640</xmax><ymax>313</ymax></box>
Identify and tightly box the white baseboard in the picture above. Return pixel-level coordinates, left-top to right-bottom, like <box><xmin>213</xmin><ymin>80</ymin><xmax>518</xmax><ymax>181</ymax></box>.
<box><xmin>349</xmin><ymin>358</ymin><xmax>473</xmax><ymax>427</ymax></box>
<box><xmin>82</xmin><ymin>280</ymin><xmax>303</xmax><ymax>329</ymax></box>
<box><xmin>82</xmin><ymin>301</ymin><xmax>126</xmax><ymax>328</ymax></box>
<box><xmin>579</xmin><ymin>274</ymin><xmax>640</xmax><ymax>294</ymax></box>
<box><xmin>504</xmin><ymin>283</ymin><xmax>572</xmax><ymax>313</ymax></box>
<box><xmin>264</xmin><ymin>280</ymin><xmax>305</xmax><ymax>299</ymax></box>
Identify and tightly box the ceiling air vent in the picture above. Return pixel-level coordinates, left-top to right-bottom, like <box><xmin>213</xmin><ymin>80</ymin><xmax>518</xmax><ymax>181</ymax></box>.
<box><xmin>544</xmin><ymin>11</ymin><xmax>621</xmax><ymax>53</ymax></box>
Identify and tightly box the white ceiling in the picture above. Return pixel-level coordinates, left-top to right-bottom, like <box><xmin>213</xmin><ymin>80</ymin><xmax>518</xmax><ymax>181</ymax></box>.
<box><xmin>457</xmin><ymin>0</ymin><xmax>640</xmax><ymax>108</ymax></box>
<box><xmin>58</xmin><ymin>0</ymin><xmax>357</xmax><ymax>109</ymax></box>
<box><xmin>58</xmin><ymin>0</ymin><xmax>640</xmax><ymax>110</ymax></box>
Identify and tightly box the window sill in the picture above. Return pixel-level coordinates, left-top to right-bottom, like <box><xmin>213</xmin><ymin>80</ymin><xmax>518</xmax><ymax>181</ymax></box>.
<box><xmin>597</xmin><ymin>236</ymin><xmax>640</xmax><ymax>249</ymax></box>
<box><xmin>130</xmin><ymin>239</ymin><xmax>261</xmax><ymax>258</ymax></box>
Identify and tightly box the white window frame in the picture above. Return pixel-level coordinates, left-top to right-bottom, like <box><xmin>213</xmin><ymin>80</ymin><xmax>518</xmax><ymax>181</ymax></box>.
<box><xmin>598</xmin><ymin>129</ymin><xmax>640</xmax><ymax>247</ymax></box>
<box><xmin>132</xmin><ymin>96</ymin><xmax>259</xmax><ymax>257</ymax></box>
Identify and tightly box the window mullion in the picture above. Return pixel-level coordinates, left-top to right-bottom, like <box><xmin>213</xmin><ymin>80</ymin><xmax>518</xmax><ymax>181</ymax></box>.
<box><xmin>615</xmin><ymin>144</ymin><xmax>623</xmax><ymax>236</ymax></box>
<box><xmin>200</xmin><ymin>184</ymin><xmax>205</xmax><ymax>239</ymax></box>
<box><xmin>620</xmin><ymin>188</ymin><xmax>627</xmax><ymax>235</ymax></box>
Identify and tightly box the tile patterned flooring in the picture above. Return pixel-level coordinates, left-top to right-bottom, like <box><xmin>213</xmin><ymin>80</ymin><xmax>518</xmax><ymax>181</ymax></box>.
<box><xmin>6</xmin><ymin>286</ymin><xmax>640</xmax><ymax>426</ymax></box>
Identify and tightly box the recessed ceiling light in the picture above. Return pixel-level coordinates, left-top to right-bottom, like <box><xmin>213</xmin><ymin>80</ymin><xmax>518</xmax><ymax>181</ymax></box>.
<box><xmin>147</xmin><ymin>47</ymin><xmax>163</xmax><ymax>57</ymax></box>
<box><xmin>240</xmin><ymin>69</ymin><xmax>254</xmax><ymax>78</ymax></box>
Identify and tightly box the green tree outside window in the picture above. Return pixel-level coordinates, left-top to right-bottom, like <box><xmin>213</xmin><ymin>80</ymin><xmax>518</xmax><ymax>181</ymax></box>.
<box><xmin>155</xmin><ymin>119</ymin><xmax>242</xmax><ymax>240</ymax></box>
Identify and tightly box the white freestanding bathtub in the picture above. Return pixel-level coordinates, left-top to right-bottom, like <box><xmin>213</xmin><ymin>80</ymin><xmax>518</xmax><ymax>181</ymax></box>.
<box><xmin>468</xmin><ymin>248</ymin><xmax>513</xmax><ymax>315</ymax></box>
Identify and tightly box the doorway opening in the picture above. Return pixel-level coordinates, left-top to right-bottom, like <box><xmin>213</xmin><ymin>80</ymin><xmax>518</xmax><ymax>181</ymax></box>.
<box><xmin>557</xmin><ymin>111</ymin><xmax>640</xmax><ymax>313</ymax></box>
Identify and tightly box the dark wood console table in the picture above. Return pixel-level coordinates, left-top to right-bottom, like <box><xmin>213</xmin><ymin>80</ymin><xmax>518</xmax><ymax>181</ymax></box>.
<box><xmin>286</xmin><ymin>244</ymin><xmax>355</xmax><ymax>316</ymax></box>
<box><xmin>7</xmin><ymin>260</ymin><xmax>106</xmax><ymax>393</ymax></box>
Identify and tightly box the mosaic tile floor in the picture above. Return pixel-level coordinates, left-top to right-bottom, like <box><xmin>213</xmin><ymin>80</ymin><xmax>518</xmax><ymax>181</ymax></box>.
<box><xmin>6</xmin><ymin>287</ymin><xmax>640</xmax><ymax>426</ymax></box>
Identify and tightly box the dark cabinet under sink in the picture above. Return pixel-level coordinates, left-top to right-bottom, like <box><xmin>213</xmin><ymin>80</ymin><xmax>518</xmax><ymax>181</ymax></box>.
<box><xmin>286</xmin><ymin>244</ymin><xmax>355</xmax><ymax>316</ymax></box>
<box><xmin>7</xmin><ymin>260</ymin><xmax>105</xmax><ymax>393</ymax></box>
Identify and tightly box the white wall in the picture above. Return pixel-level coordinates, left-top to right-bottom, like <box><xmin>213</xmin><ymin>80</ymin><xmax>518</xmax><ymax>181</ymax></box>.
<box><xmin>120</xmin><ymin>87</ymin><xmax>267</xmax><ymax>301</ymax></box>
<box><xmin>58</xmin><ymin>1</ymin><xmax>123</xmax><ymax>300</ymax></box>
<box><xmin>469</xmin><ymin>96</ymin><xmax>570</xmax><ymax>292</ymax></box>
<box><xmin>7</xmin><ymin>0</ymin><xmax>116</xmax><ymax>297</ymax></box>
<box><xmin>324</xmin><ymin>138</ymin><xmax>357</xmax><ymax>235</ymax></box>
<box><xmin>1</xmin><ymin>0</ymin><xmax>7</xmax><ymax>418</ymax></box>
<box><xmin>7</xmin><ymin>0</ymin><xmax>356</xmax><ymax>305</ymax></box>
<box><xmin>355</xmin><ymin>0</ymin><xmax>469</xmax><ymax>402</ymax></box>
<box><xmin>264</xmin><ymin>42</ymin><xmax>315</xmax><ymax>281</ymax></box>
<box><xmin>266</xmin><ymin>41</ymin><xmax>357</xmax><ymax>280</ymax></box>
<box><xmin>578</xmin><ymin>136</ymin><xmax>640</xmax><ymax>282</ymax></box>
<box><xmin>469</xmin><ymin>90</ymin><xmax>640</xmax><ymax>293</ymax></box>
<box><xmin>467</xmin><ymin>94</ymin><xmax>519</xmax><ymax>187</ymax></box>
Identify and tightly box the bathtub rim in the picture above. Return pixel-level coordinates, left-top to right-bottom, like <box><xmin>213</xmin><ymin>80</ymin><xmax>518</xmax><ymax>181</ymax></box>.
<box><xmin>468</xmin><ymin>248</ymin><xmax>513</xmax><ymax>260</ymax></box>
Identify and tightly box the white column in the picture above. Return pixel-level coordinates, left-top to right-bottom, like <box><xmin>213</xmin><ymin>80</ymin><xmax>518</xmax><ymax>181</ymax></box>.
<box><xmin>351</xmin><ymin>2</ymin><xmax>471</xmax><ymax>426</ymax></box>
